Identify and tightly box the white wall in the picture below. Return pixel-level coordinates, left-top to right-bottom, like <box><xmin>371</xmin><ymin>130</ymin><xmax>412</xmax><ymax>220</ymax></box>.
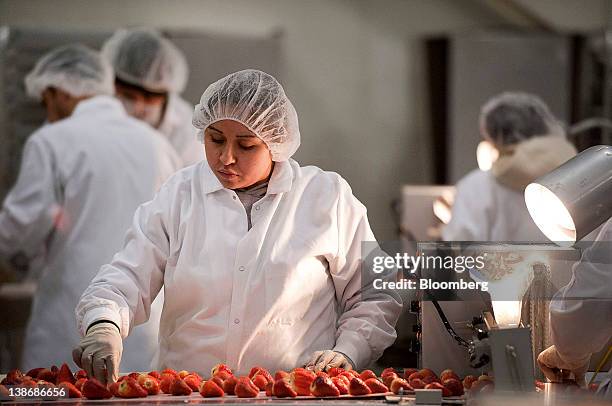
<box><xmin>0</xmin><ymin>0</ymin><xmax>604</xmax><ymax>240</ymax></box>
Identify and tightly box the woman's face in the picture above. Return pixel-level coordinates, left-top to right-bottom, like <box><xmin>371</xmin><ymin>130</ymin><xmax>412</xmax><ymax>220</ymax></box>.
<box><xmin>204</xmin><ymin>119</ymin><xmax>274</xmax><ymax>189</ymax></box>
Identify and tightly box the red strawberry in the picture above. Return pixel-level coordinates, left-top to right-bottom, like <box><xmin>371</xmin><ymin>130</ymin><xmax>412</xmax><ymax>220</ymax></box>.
<box><xmin>419</xmin><ymin>369</ymin><xmax>438</xmax><ymax>380</ymax></box>
<box><xmin>1</xmin><ymin>369</ymin><xmax>24</xmax><ymax>385</ymax></box>
<box><xmin>177</xmin><ymin>370</ymin><xmax>190</xmax><ymax>379</ymax></box>
<box><xmin>332</xmin><ymin>376</ymin><xmax>349</xmax><ymax>394</ymax></box>
<box><xmin>349</xmin><ymin>377</ymin><xmax>371</xmax><ymax>396</ymax></box>
<box><xmin>74</xmin><ymin>370</ymin><xmax>88</xmax><ymax>380</ymax></box>
<box><xmin>75</xmin><ymin>378</ymin><xmax>87</xmax><ymax>392</ymax></box>
<box><xmin>360</xmin><ymin>370</ymin><xmax>377</xmax><ymax>381</ymax></box>
<box><xmin>410</xmin><ymin>378</ymin><xmax>426</xmax><ymax>389</ymax></box>
<box><xmin>128</xmin><ymin>372</ymin><xmax>140</xmax><ymax>380</ymax></box>
<box><xmin>211</xmin><ymin>376</ymin><xmax>224</xmax><ymax>387</ymax></box>
<box><xmin>381</xmin><ymin>368</ymin><xmax>396</xmax><ymax>377</ymax></box>
<box><xmin>265</xmin><ymin>381</ymin><xmax>273</xmax><ymax>396</ymax></box>
<box><xmin>56</xmin><ymin>363</ymin><xmax>76</xmax><ymax>385</ymax></box>
<box><xmin>235</xmin><ymin>376</ymin><xmax>259</xmax><ymax>398</ymax></box>
<box><xmin>148</xmin><ymin>371</ymin><xmax>161</xmax><ymax>380</ymax></box>
<box><xmin>161</xmin><ymin>368</ymin><xmax>178</xmax><ymax>376</ymax></box>
<box><xmin>440</xmin><ymin>369</ymin><xmax>460</xmax><ymax>382</ymax></box>
<box><xmin>137</xmin><ymin>374</ymin><xmax>160</xmax><ymax>395</ymax></box>
<box><xmin>81</xmin><ymin>378</ymin><xmax>112</xmax><ymax>399</ymax></box>
<box><xmin>347</xmin><ymin>369</ymin><xmax>360</xmax><ymax>378</ymax></box>
<box><xmin>382</xmin><ymin>372</ymin><xmax>398</xmax><ymax>388</ymax></box>
<box><xmin>310</xmin><ymin>376</ymin><xmax>340</xmax><ymax>397</ymax></box>
<box><xmin>275</xmin><ymin>370</ymin><xmax>289</xmax><ymax>381</ymax></box>
<box><xmin>26</xmin><ymin>368</ymin><xmax>44</xmax><ymax>379</ymax></box>
<box><xmin>463</xmin><ymin>375</ymin><xmax>477</xmax><ymax>389</ymax></box>
<box><xmin>425</xmin><ymin>382</ymin><xmax>452</xmax><ymax>397</ymax></box>
<box><xmin>365</xmin><ymin>378</ymin><xmax>389</xmax><ymax>393</ymax></box>
<box><xmin>58</xmin><ymin>381</ymin><xmax>82</xmax><ymax>398</ymax></box>
<box><xmin>170</xmin><ymin>377</ymin><xmax>192</xmax><ymax>396</ymax></box>
<box><xmin>22</xmin><ymin>378</ymin><xmax>38</xmax><ymax>388</ymax></box>
<box><xmin>200</xmin><ymin>380</ymin><xmax>225</xmax><ymax>397</ymax></box>
<box><xmin>117</xmin><ymin>377</ymin><xmax>147</xmax><ymax>398</ymax></box>
<box><xmin>252</xmin><ymin>374</ymin><xmax>269</xmax><ymax>391</ymax></box>
<box><xmin>273</xmin><ymin>379</ymin><xmax>298</xmax><ymax>398</ymax></box>
<box><xmin>289</xmin><ymin>368</ymin><xmax>316</xmax><ymax>396</ymax></box>
<box><xmin>249</xmin><ymin>366</ymin><xmax>273</xmax><ymax>382</ymax></box>
<box><xmin>183</xmin><ymin>374</ymin><xmax>202</xmax><ymax>391</ymax></box>
<box><xmin>213</xmin><ymin>370</ymin><xmax>232</xmax><ymax>381</ymax></box>
<box><xmin>443</xmin><ymin>378</ymin><xmax>464</xmax><ymax>397</ymax></box>
<box><xmin>160</xmin><ymin>374</ymin><xmax>174</xmax><ymax>394</ymax></box>
<box><xmin>403</xmin><ymin>368</ymin><xmax>418</xmax><ymax>379</ymax></box>
<box><xmin>316</xmin><ymin>371</ymin><xmax>330</xmax><ymax>379</ymax></box>
<box><xmin>390</xmin><ymin>378</ymin><xmax>413</xmax><ymax>394</ymax></box>
<box><xmin>422</xmin><ymin>374</ymin><xmax>439</xmax><ymax>384</ymax></box>
<box><xmin>327</xmin><ymin>367</ymin><xmax>345</xmax><ymax>377</ymax></box>
<box><xmin>222</xmin><ymin>375</ymin><xmax>238</xmax><ymax>395</ymax></box>
<box><xmin>38</xmin><ymin>368</ymin><xmax>56</xmax><ymax>384</ymax></box>
<box><xmin>109</xmin><ymin>381</ymin><xmax>120</xmax><ymax>397</ymax></box>
<box><xmin>211</xmin><ymin>364</ymin><xmax>233</xmax><ymax>377</ymax></box>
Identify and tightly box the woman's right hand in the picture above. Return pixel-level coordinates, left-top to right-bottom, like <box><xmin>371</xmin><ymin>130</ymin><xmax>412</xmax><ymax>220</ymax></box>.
<box><xmin>72</xmin><ymin>322</ymin><xmax>123</xmax><ymax>385</ymax></box>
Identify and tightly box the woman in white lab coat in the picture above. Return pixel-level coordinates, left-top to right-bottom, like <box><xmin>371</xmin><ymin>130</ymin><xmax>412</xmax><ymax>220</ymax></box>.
<box><xmin>443</xmin><ymin>92</ymin><xmax>577</xmax><ymax>242</ymax></box>
<box><xmin>538</xmin><ymin>219</ymin><xmax>612</xmax><ymax>399</ymax></box>
<box><xmin>74</xmin><ymin>69</ymin><xmax>402</xmax><ymax>383</ymax></box>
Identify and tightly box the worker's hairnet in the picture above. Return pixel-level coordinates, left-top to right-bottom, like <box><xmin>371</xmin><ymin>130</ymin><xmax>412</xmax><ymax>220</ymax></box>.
<box><xmin>102</xmin><ymin>28</ymin><xmax>188</xmax><ymax>93</ymax></box>
<box><xmin>193</xmin><ymin>69</ymin><xmax>300</xmax><ymax>162</ymax></box>
<box><xmin>24</xmin><ymin>44</ymin><xmax>114</xmax><ymax>100</ymax></box>
<box><xmin>479</xmin><ymin>92</ymin><xmax>565</xmax><ymax>146</ymax></box>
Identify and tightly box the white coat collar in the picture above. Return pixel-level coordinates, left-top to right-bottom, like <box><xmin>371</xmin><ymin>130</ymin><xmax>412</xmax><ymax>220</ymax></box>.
<box><xmin>201</xmin><ymin>159</ymin><xmax>293</xmax><ymax>195</ymax></box>
<box><xmin>72</xmin><ymin>95</ymin><xmax>125</xmax><ymax>117</ymax></box>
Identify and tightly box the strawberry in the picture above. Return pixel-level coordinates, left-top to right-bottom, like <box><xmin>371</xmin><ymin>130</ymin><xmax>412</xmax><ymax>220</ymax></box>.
<box><xmin>365</xmin><ymin>378</ymin><xmax>388</xmax><ymax>393</ymax></box>
<box><xmin>178</xmin><ymin>370</ymin><xmax>190</xmax><ymax>379</ymax></box>
<box><xmin>213</xmin><ymin>370</ymin><xmax>232</xmax><ymax>382</ymax></box>
<box><xmin>160</xmin><ymin>374</ymin><xmax>175</xmax><ymax>394</ymax></box>
<box><xmin>74</xmin><ymin>370</ymin><xmax>87</xmax><ymax>380</ymax></box>
<box><xmin>440</xmin><ymin>369</ymin><xmax>460</xmax><ymax>382</ymax></box>
<box><xmin>26</xmin><ymin>368</ymin><xmax>44</xmax><ymax>379</ymax></box>
<box><xmin>382</xmin><ymin>372</ymin><xmax>398</xmax><ymax>388</ymax></box>
<box><xmin>409</xmin><ymin>378</ymin><xmax>426</xmax><ymax>389</ymax></box>
<box><xmin>327</xmin><ymin>367</ymin><xmax>345</xmax><ymax>377</ymax></box>
<box><xmin>109</xmin><ymin>381</ymin><xmax>120</xmax><ymax>397</ymax></box>
<box><xmin>37</xmin><ymin>368</ymin><xmax>56</xmax><ymax>384</ymax></box>
<box><xmin>235</xmin><ymin>376</ymin><xmax>259</xmax><ymax>398</ymax></box>
<box><xmin>443</xmin><ymin>378</ymin><xmax>464</xmax><ymax>397</ymax></box>
<box><xmin>462</xmin><ymin>375</ymin><xmax>477</xmax><ymax>389</ymax></box>
<box><xmin>74</xmin><ymin>378</ymin><xmax>87</xmax><ymax>392</ymax></box>
<box><xmin>58</xmin><ymin>381</ymin><xmax>82</xmax><ymax>398</ymax></box>
<box><xmin>170</xmin><ymin>377</ymin><xmax>192</xmax><ymax>396</ymax></box>
<box><xmin>22</xmin><ymin>378</ymin><xmax>37</xmax><ymax>388</ymax></box>
<box><xmin>128</xmin><ymin>372</ymin><xmax>140</xmax><ymax>380</ymax></box>
<box><xmin>251</xmin><ymin>374</ymin><xmax>268</xmax><ymax>391</ymax></box>
<box><xmin>200</xmin><ymin>380</ymin><xmax>225</xmax><ymax>397</ymax></box>
<box><xmin>117</xmin><ymin>377</ymin><xmax>147</xmax><ymax>398</ymax></box>
<box><xmin>211</xmin><ymin>364</ymin><xmax>232</xmax><ymax>377</ymax></box>
<box><xmin>381</xmin><ymin>368</ymin><xmax>397</xmax><ymax>377</ymax></box>
<box><xmin>349</xmin><ymin>377</ymin><xmax>371</xmax><ymax>396</ymax></box>
<box><xmin>332</xmin><ymin>377</ymin><xmax>349</xmax><ymax>395</ymax></box>
<box><xmin>408</xmin><ymin>371</ymin><xmax>424</xmax><ymax>381</ymax></box>
<box><xmin>272</xmin><ymin>379</ymin><xmax>297</xmax><ymax>398</ymax></box>
<box><xmin>316</xmin><ymin>371</ymin><xmax>330</xmax><ymax>379</ymax></box>
<box><xmin>1</xmin><ymin>369</ymin><xmax>24</xmax><ymax>385</ymax></box>
<box><xmin>347</xmin><ymin>369</ymin><xmax>360</xmax><ymax>378</ymax></box>
<box><xmin>425</xmin><ymin>382</ymin><xmax>452</xmax><ymax>397</ymax></box>
<box><xmin>211</xmin><ymin>376</ymin><xmax>224</xmax><ymax>387</ymax></box>
<box><xmin>289</xmin><ymin>368</ymin><xmax>316</xmax><ymax>396</ymax></box>
<box><xmin>265</xmin><ymin>381</ymin><xmax>273</xmax><ymax>396</ymax></box>
<box><xmin>56</xmin><ymin>363</ymin><xmax>76</xmax><ymax>385</ymax></box>
<box><xmin>222</xmin><ymin>375</ymin><xmax>238</xmax><ymax>395</ymax></box>
<box><xmin>249</xmin><ymin>366</ymin><xmax>272</xmax><ymax>381</ymax></box>
<box><xmin>310</xmin><ymin>376</ymin><xmax>340</xmax><ymax>397</ymax></box>
<box><xmin>390</xmin><ymin>378</ymin><xmax>413</xmax><ymax>394</ymax></box>
<box><xmin>419</xmin><ymin>368</ymin><xmax>438</xmax><ymax>380</ymax></box>
<box><xmin>359</xmin><ymin>370</ymin><xmax>377</xmax><ymax>381</ymax></box>
<box><xmin>148</xmin><ymin>371</ymin><xmax>161</xmax><ymax>380</ymax></box>
<box><xmin>161</xmin><ymin>368</ymin><xmax>178</xmax><ymax>377</ymax></box>
<box><xmin>183</xmin><ymin>374</ymin><xmax>202</xmax><ymax>391</ymax></box>
<box><xmin>403</xmin><ymin>368</ymin><xmax>418</xmax><ymax>379</ymax></box>
<box><xmin>137</xmin><ymin>374</ymin><xmax>160</xmax><ymax>395</ymax></box>
<box><xmin>81</xmin><ymin>378</ymin><xmax>112</xmax><ymax>399</ymax></box>
<box><xmin>274</xmin><ymin>370</ymin><xmax>289</xmax><ymax>381</ymax></box>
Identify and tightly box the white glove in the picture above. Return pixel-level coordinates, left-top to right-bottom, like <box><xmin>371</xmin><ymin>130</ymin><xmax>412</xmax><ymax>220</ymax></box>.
<box><xmin>537</xmin><ymin>345</ymin><xmax>590</xmax><ymax>387</ymax></box>
<box><xmin>305</xmin><ymin>350</ymin><xmax>354</xmax><ymax>372</ymax></box>
<box><xmin>72</xmin><ymin>322</ymin><xmax>122</xmax><ymax>385</ymax></box>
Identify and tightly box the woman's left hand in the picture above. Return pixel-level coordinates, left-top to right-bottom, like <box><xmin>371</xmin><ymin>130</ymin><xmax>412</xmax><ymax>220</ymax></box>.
<box><xmin>304</xmin><ymin>350</ymin><xmax>354</xmax><ymax>372</ymax></box>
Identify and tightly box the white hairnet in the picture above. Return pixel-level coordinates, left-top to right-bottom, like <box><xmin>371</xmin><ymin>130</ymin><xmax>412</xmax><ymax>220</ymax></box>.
<box><xmin>102</xmin><ymin>28</ymin><xmax>188</xmax><ymax>93</ymax></box>
<box><xmin>193</xmin><ymin>69</ymin><xmax>301</xmax><ymax>162</ymax></box>
<box><xmin>479</xmin><ymin>92</ymin><xmax>565</xmax><ymax>146</ymax></box>
<box><xmin>24</xmin><ymin>44</ymin><xmax>114</xmax><ymax>100</ymax></box>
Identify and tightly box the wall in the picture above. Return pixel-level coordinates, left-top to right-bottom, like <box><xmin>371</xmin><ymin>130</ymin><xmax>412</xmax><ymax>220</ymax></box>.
<box><xmin>0</xmin><ymin>0</ymin><xmax>604</xmax><ymax>240</ymax></box>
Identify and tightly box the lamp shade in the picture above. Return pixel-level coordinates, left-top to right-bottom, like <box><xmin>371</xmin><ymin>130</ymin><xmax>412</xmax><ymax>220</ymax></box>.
<box><xmin>525</xmin><ymin>145</ymin><xmax>612</xmax><ymax>246</ymax></box>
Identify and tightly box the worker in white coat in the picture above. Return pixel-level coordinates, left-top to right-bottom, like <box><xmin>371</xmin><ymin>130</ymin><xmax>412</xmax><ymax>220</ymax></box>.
<box><xmin>102</xmin><ymin>28</ymin><xmax>202</xmax><ymax>167</ymax></box>
<box><xmin>0</xmin><ymin>45</ymin><xmax>180</xmax><ymax>371</ymax></box>
<box><xmin>538</xmin><ymin>219</ymin><xmax>612</xmax><ymax>399</ymax></box>
<box><xmin>443</xmin><ymin>92</ymin><xmax>577</xmax><ymax>242</ymax></box>
<box><xmin>73</xmin><ymin>69</ymin><xmax>402</xmax><ymax>383</ymax></box>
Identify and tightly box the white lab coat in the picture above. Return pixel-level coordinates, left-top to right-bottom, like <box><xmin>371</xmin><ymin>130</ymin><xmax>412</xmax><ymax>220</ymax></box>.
<box><xmin>76</xmin><ymin>159</ymin><xmax>402</xmax><ymax>376</ymax></box>
<box><xmin>550</xmin><ymin>219</ymin><xmax>612</xmax><ymax>399</ymax></box>
<box><xmin>158</xmin><ymin>95</ymin><xmax>203</xmax><ymax>167</ymax></box>
<box><xmin>443</xmin><ymin>169</ymin><xmax>547</xmax><ymax>242</ymax></box>
<box><xmin>0</xmin><ymin>96</ymin><xmax>181</xmax><ymax>371</ymax></box>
